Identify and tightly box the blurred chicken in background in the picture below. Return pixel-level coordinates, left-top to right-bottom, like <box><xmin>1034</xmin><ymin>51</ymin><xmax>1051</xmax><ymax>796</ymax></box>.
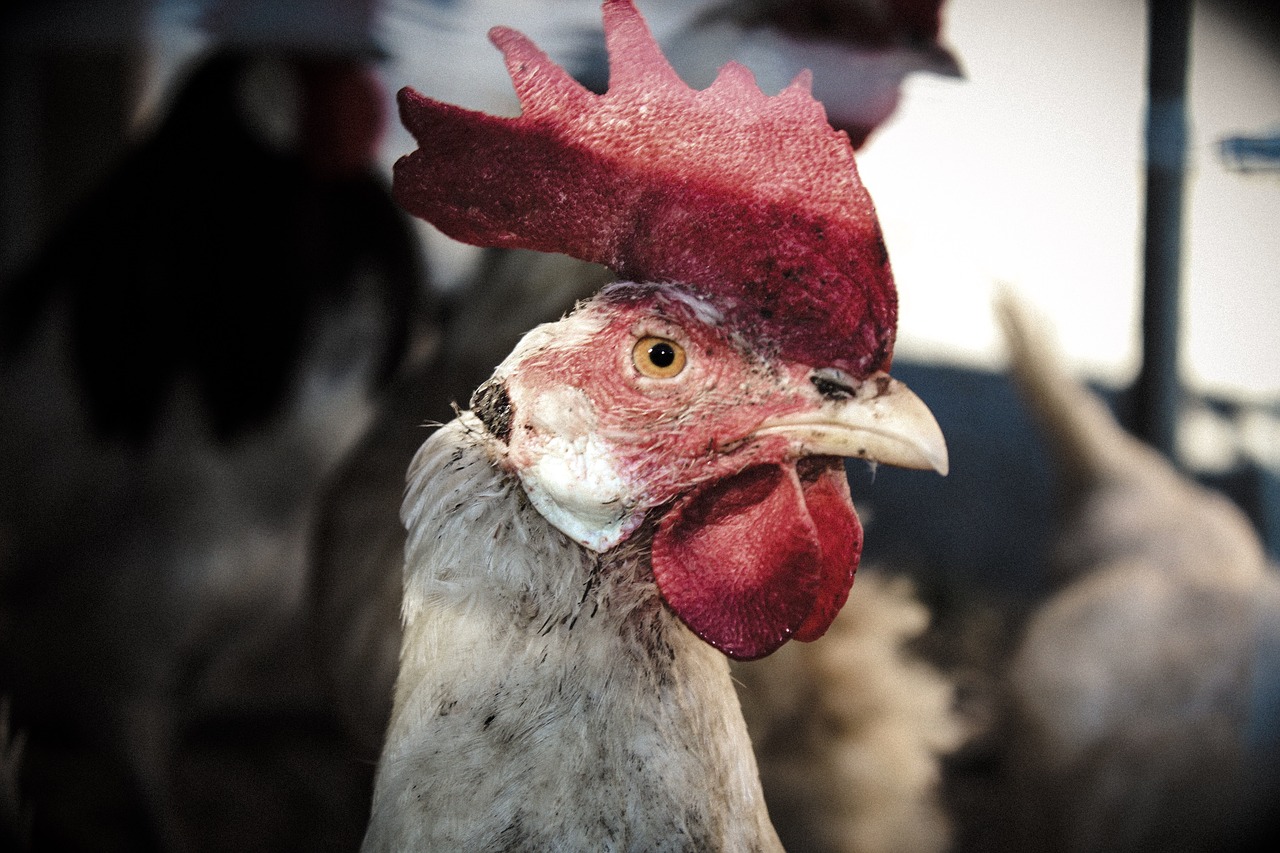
<box><xmin>933</xmin><ymin>294</ymin><xmax>1280</xmax><ymax>853</ymax></box>
<box><xmin>996</xmin><ymin>293</ymin><xmax>1280</xmax><ymax>853</ymax></box>
<box><xmin>0</xmin><ymin>0</ymin><xmax>430</xmax><ymax>849</ymax></box>
<box><xmin>379</xmin><ymin>0</ymin><xmax>962</xmax><ymax>287</ymax></box>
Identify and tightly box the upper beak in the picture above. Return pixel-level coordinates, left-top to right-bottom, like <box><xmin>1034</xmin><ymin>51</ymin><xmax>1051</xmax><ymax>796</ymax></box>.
<box><xmin>754</xmin><ymin>370</ymin><xmax>949</xmax><ymax>476</ymax></box>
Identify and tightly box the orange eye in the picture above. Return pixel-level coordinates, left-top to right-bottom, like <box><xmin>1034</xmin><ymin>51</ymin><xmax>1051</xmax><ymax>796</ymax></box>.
<box><xmin>632</xmin><ymin>336</ymin><xmax>686</xmax><ymax>379</ymax></box>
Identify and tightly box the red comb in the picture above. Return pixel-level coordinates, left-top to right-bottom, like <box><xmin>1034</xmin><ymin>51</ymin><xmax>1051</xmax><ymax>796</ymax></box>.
<box><xmin>394</xmin><ymin>0</ymin><xmax>896</xmax><ymax>374</ymax></box>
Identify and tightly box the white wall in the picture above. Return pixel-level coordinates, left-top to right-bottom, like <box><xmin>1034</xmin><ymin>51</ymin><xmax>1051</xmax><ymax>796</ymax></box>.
<box><xmin>857</xmin><ymin>0</ymin><xmax>1280</xmax><ymax>403</ymax></box>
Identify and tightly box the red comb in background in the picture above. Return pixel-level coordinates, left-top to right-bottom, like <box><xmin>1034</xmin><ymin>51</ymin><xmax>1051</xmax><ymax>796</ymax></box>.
<box><xmin>394</xmin><ymin>0</ymin><xmax>897</xmax><ymax>376</ymax></box>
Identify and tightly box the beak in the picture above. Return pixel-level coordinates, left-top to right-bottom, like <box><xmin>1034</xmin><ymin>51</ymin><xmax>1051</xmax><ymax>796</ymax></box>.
<box><xmin>754</xmin><ymin>370</ymin><xmax>949</xmax><ymax>476</ymax></box>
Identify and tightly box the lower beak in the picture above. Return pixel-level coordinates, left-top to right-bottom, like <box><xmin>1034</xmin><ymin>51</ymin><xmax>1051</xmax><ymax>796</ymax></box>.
<box><xmin>754</xmin><ymin>371</ymin><xmax>949</xmax><ymax>476</ymax></box>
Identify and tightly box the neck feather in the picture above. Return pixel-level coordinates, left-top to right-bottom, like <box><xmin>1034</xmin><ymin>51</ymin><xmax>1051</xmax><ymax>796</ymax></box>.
<box><xmin>364</xmin><ymin>414</ymin><xmax>780</xmax><ymax>852</ymax></box>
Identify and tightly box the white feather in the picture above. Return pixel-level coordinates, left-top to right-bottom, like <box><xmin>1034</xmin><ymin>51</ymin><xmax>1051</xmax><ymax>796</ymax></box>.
<box><xmin>364</xmin><ymin>414</ymin><xmax>782</xmax><ymax>852</ymax></box>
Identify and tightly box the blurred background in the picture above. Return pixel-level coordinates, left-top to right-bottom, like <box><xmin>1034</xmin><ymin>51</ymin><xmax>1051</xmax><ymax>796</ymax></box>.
<box><xmin>1</xmin><ymin>0</ymin><xmax>1277</xmax><ymax>851</ymax></box>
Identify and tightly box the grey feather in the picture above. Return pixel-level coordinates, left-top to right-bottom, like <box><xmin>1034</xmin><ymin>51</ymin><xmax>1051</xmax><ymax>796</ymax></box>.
<box><xmin>363</xmin><ymin>415</ymin><xmax>782</xmax><ymax>852</ymax></box>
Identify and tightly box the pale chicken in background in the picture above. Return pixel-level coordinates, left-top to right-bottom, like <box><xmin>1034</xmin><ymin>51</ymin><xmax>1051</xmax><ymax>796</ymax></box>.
<box><xmin>990</xmin><ymin>292</ymin><xmax>1280</xmax><ymax>853</ymax></box>
<box><xmin>736</xmin><ymin>570</ymin><xmax>964</xmax><ymax>853</ymax></box>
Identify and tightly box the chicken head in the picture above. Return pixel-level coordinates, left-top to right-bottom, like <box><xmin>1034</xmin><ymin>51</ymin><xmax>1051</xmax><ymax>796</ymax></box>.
<box><xmin>393</xmin><ymin>0</ymin><xmax>948</xmax><ymax>660</ymax></box>
<box><xmin>471</xmin><ymin>280</ymin><xmax>945</xmax><ymax>660</ymax></box>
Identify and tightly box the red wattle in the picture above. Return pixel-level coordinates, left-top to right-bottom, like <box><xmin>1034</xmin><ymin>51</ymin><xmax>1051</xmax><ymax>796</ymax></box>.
<box><xmin>793</xmin><ymin>460</ymin><xmax>862</xmax><ymax>641</ymax></box>
<box><xmin>651</xmin><ymin>461</ymin><xmax>861</xmax><ymax>660</ymax></box>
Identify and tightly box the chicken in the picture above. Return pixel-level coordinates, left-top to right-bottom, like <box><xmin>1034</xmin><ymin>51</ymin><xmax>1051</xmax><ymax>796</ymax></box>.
<box><xmin>992</xmin><ymin>292</ymin><xmax>1280</xmax><ymax>853</ymax></box>
<box><xmin>314</xmin><ymin>0</ymin><xmax>961</xmax><ymax>762</ymax></box>
<box><xmin>0</xmin><ymin>9</ymin><xmax>430</xmax><ymax>849</ymax></box>
<box><xmin>0</xmin><ymin>45</ymin><xmax>420</xmax><ymax>443</ymax></box>
<box><xmin>313</xmin><ymin>251</ymin><xmax>966</xmax><ymax>853</ymax></box>
<box><xmin>361</xmin><ymin>1</ymin><xmax>948</xmax><ymax>848</ymax></box>
<box><xmin>736</xmin><ymin>570</ymin><xmax>965</xmax><ymax>853</ymax></box>
<box><xmin>666</xmin><ymin>0</ymin><xmax>961</xmax><ymax>147</ymax></box>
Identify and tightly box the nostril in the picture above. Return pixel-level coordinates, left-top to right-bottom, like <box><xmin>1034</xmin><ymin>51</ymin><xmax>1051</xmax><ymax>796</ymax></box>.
<box><xmin>810</xmin><ymin>369</ymin><xmax>856</xmax><ymax>400</ymax></box>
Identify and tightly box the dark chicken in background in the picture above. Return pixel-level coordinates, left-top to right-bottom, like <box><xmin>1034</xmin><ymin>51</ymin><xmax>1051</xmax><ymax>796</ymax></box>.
<box><xmin>0</xmin><ymin>5</ymin><xmax>431</xmax><ymax>849</ymax></box>
<box><xmin>0</xmin><ymin>702</ymin><xmax>27</xmax><ymax>849</ymax></box>
<box><xmin>1</xmin><ymin>48</ymin><xmax>421</xmax><ymax>444</ymax></box>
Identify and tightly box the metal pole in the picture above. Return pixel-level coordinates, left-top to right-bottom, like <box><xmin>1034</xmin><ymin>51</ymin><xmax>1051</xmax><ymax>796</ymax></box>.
<box><xmin>1133</xmin><ymin>0</ymin><xmax>1192</xmax><ymax>462</ymax></box>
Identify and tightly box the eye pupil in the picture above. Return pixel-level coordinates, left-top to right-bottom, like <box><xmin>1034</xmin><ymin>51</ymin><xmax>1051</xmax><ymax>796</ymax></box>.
<box><xmin>648</xmin><ymin>342</ymin><xmax>676</xmax><ymax>368</ymax></box>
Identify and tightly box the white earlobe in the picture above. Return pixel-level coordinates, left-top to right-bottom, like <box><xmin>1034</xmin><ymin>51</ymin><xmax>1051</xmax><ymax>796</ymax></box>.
<box><xmin>514</xmin><ymin>387</ymin><xmax>640</xmax><ymax>552</ymax></box>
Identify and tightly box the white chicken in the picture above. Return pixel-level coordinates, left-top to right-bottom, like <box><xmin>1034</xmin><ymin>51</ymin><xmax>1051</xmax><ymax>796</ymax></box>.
<box><xmin>360</xmin><ymin>1</ymin><xmax>949</xmax><ymax>847</ymax></box>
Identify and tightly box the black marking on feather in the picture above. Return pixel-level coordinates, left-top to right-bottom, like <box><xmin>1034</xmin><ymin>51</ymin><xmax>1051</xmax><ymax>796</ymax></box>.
<box><xmin>494</xmin><ymin>813</ymin><xmax>530</xmax><ymax>852</ymax></box>
<box><xmin>471</xmin><ymin>378</ymin><xmax>514</xmax><ymax>443</ymax></box>
<box><xmin>679</xmin><ymin>807</ymin><xmax>715</xmax><ymax>853</ymax></box>
<box><xmin>538</xmin><ymin>612</ymin><xmax>558</xmax><ymax>636</ymax></box>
